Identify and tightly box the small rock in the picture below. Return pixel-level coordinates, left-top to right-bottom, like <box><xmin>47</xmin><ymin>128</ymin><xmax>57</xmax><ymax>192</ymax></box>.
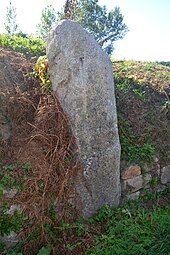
<box><xmin>124</xmin><ymin>175</ymin><xmax>143</xmax><ymax>192</ymax></box>
<box><xmin>6</xmin><ymin>205</ymin><xmax>21</xmax><ymax>215</ymax></box>
<box><xmin>156</xmin><ymin>163</ymin><xmax>161</xmax><ymax>176</ymax></box>
<box><xmin>121</xmin><ymin>165</ymin><xmax>141</xmax><ymax>180</ymax></box>
<box><xmin>156</xmin><ymin>185</ymin><xmax>167</xmax><ymax>192</ymax></box>
<box><xmin>127</xmin><ymin>191</ymin><xmax>140</xmax><ymax>200</ymax></box>
<box><xmin>161</xmin><ymin>165</ymin><xmax>170</xmax><ymax>184</ymax></box>
<box><xmin>144</xmin><ymin>173</ymin><xmax>152</xmax><ymax>184</ymax></box>
<box><xmin>3</xmin><ymin>188</ymin><xmax>18</xmax><ymax>198</ymax></box>
<box><xmin>154</xmin><ymin>157</ymin><xmax>159</xmax><ymax>163</ymax></box>
<box><xmin>0</xmin><ymin>231</ymin><xmax>19</xmax><ymax>250</ymax></box>
<box><xmin>123</xmin><ymin>174</ymin><xmax>151</xmax><ymax>193</ymax></box>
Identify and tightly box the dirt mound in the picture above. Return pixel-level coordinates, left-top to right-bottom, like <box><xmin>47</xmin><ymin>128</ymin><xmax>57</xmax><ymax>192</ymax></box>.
<box><xmin>0</xmin><ymin>48</ymin><xmax>82</xmax><ymax>254</ymax></box>
<box><xmin>0</xmin><ymin>47</ymin><xmax>36</xmax><ymax>93</ymax></box>
<box><xmin>113</xmin><ymin>60</ymin><xmax>170</xmax><ymax>167</ymax></box>
<box><xmin>0</xmin><ymin>47</ymin><xmax>38</xmax><ymax>161</ymax></box>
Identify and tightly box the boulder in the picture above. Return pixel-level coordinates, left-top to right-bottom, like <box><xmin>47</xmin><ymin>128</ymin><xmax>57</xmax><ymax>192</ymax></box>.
<box><xmin>47</xmin><ymin>20</ymin><xmax>121</xmax><ymax>217</ymax></box>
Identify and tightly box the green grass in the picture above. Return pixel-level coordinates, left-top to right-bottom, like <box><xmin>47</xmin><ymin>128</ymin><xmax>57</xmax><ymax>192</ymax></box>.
<box><xmin>113</xmin><ymin>60</ymin><xmax>170</xmax><ymax>94</ymax></box>
<box><xmin>86</xmin><ymin>203</ymin><xmax>170</xmax><ymax>255</ymax></box>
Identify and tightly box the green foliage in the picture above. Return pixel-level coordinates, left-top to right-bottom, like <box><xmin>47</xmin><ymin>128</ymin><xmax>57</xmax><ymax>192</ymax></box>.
<box><xmin>157</xmin><ymin>61</ymin><xmax>170</xmax><ymax>67</ymax></box>
<box><xmin>0</xmin><ymin>34</ymin><xmax>45</xmax><ymax>57</ymax></box>
<box><xmin>72</xmin><ymin>222</ymin><xmax>89</xmax><ymax>237</ymax></box>
<box><xmin>37</xmin><ymin>246</ymin><xmax>51</xmax><ymax>255</ymax></box>
<box><xmin>89</xmin><ymin>205</ymin><xmax>115</xmax><ymax>223</ymax></box>
<box><xmin>6</xmin><ymin>252</ymin><xmax>23</xmax><ymax>255</ymax></box>
<box><xmin>1</xmin><ymin>188</ymin><xmax>169</xmax><ymax>254</ymax></box>
<box><xmin>4</xmin><ymin>2</ymin><xmax>18</xmax><ymax>34</ymax></box>
<box><xmin>163</xmin><ymin>100</ymin><xmax>170</xmax><ymax>109</ymax></box>
<box><xmin>6</xmin><ymin>248</ymin><xmax>50</xmax><ymax>255</ymax></box>
<box><xmin>0</xmin><ymin>241</ymin><xmax>6</xmax><ymax>252</ymax></box>
<box><xmin>113</xmin><ymin>60</ymin><xmax>170</xmax><ymax>96</ymax></box>
<box><xmin>37</xmin><ymin>5</ymin><xmax>57</xmax><ymax>40</ymax></box>
<box><xmin>114</xmin><ymin>60</ymin><xmax>170</xmax><ymax>165</ymax></box>
<box><xmin>34</xmin><ymin>55</ymin><xmax>52</xmax><ymax>92</ymax></box>
<box><xmin>1</xmin><ymin>174</ymin><xmax>14</xmax><ymax>187</ymax></box>
<box><xmin>86</xmin><ymin>205</ymin><xmax>170</xmax><ymax>255</ymax></box>
<box><xmin>0</xmin><ymin>161</ymin><xmax>32</xmax><ymax>192</ymax></box>
<box><xmin>0</xmin><ymin>211</ymin><xmax>22</xmax><ymax>236</ymax></box>
<box><xmin>0</xmin><ymin>183</ymin><xmax>5</xmax><ymax>196</ymax></box>
<box><xmin>115</xmin><ymin>76</ymin><xmax>146</xmax><ymax>101</ymax></box>
<box><xmin>118</xmin><ymin>115</ymin><xmax>155</xmax><ymax>165</ymax></box>
<box><xmin>127</xmin><ymin>143</ymin><xmax>155</xmax><ymax>164</ymax></box>
<box><xmin>57</xmin><ymin>0</ymin><xmax>128</xmax><ymax>55</ymax></box>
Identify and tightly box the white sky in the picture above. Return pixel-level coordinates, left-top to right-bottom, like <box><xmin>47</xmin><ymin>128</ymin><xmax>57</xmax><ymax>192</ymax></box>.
<box><xmin>0</xmin><ymin>0</ymin><xmax>170</xmax><ymax>61</ymax></box>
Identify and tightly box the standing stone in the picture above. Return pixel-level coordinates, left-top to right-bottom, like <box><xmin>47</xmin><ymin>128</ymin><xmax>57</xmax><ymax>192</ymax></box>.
<box><xmin>47</xmin><ymin>20</ymin><xmax>121</xmax><ymax>217</ymax></box>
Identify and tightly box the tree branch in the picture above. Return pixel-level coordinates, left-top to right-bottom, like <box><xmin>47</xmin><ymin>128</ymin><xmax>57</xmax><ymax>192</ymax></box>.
<box><xmin>98</xmin><ymin>32</ymin><xmax>119</xmax><ymax>46</ymax></box>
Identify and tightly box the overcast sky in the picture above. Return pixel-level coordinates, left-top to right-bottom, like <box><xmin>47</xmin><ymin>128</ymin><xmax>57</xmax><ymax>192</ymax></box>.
<box><xmin>0</xmin><ymin>0</ymin><xmax>170</xmax><ymax>61</ymax></box>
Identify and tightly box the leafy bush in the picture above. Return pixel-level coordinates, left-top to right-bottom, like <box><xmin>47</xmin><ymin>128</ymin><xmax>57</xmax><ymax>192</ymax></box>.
<box><xmin>0</xmin><ymin>34</ymin><xmax>45</xmax><ymax>57</ymax></box>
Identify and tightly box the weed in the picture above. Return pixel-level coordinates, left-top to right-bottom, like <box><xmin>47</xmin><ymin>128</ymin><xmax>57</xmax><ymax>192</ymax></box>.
<box><xmin>161</xmin><ymin>187</ymin><xmax>170</xmax><ymax>195</ymax></box>
<box><xmin>2</xmin><ymin>164</ymin><xmax>16</xmax><ymax>171</ymax></box>
<box><xmin>149</xmin><ymin>178</ymin><xmax>158</xmax><ymax>188</ymax></box>
<box><xmin>128</xmin><ymin>143</ymin><xmax>155</xmax><ymax>165</ymax></box>
<box><xmin>118</xmin><ymin>115</ymin><xmax>155</xmax><ymax>165</ymax></box>
<box><xmin>141</xmin><ymin>168</ymin><xmax>147</xmax><ymax>177</ymax></box>
<box><xmin>0</xmin><ymin>211</ymin><xmax>22</xmax><ymax>236</ymax></box>
<box><xmin>37</xmin><ymin>247</ymin><xmax>51</xmax><ymax>255</ymax></box>
<box><xmin>34</xmin><ymin>55</ymin><xmax>52</xmax><ymax>92</ymax></box>
<box><xmin>20</xmin><ymin>162</ymin><xmax>32</xmax><ymax>171</ymax></box>
<box><xmin>89</xmin><ymin>205</ymin><xmax>114</xmax><ymax>223</ymax></box>
<box><xmin>0</xmin><ymin>183</ymin><xmax>5</xmax><ymax>196</ymax></box>
<box><xmin>6</xmin><ymin>253</ymin><xmax>23</xmax><ymax>255</ymax></box>
<box><xmin>0</xmin><ymin>241</ymin><xmax>6</xmax><ymax>252</ymax></box>
<box><xmin>72</xmin><ymin>222</ymin><xmax>89</xmax><ymax>237</ymax></box>
<box><xmin>142</xmin><ymin>189</ymin><xmax>157</xmax><ymax>201</ymax></box>
<box><xmin>1</xmin><ymin>174</ymin><xmax>14</xmax><ymax>187</ymax></box>
<box><xmin>0</xmin><ymin>161</ymin><xmax>33</xmax><ymax>193</ymax></box>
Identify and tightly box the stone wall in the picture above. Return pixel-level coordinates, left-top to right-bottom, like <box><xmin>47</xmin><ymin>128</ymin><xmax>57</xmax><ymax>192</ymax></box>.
<box><xmin>121</xmin><ymin>160</ymin><xmax>170</xmax><ymax>201</ymax></box>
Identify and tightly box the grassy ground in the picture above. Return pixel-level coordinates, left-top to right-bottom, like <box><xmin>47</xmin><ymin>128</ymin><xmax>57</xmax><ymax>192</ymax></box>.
<box><xmin>86</xmin><ymin>192</ymin><xmax>170</xmax><ymax>255</ymax></box>
<box><xmin>1</xmin><ymin>189</ymin><xmax>170</xmax><ymax>255</ymax></box>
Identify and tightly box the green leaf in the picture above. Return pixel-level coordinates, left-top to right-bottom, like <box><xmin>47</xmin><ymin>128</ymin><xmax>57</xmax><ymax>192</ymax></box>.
<box><xmin>37</xmin><ymin>246</ymin><xmax>51</xmax><ymax>255</ymax></box>
<box><xmin>0</xmin><ymin>184</ymin><xmax>5</xmax><ymax>196</ymax></box>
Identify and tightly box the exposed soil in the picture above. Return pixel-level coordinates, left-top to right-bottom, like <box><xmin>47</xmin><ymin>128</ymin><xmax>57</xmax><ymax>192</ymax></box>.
<box><xmin>0</xmin><ymin>48</ymin><xmax>82</xmax><ymax>254</ymax></box>
<box><xmin>0</xmin><ymin>47</ymin><xmax>36</xmax><ymax>93</ymax></box>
